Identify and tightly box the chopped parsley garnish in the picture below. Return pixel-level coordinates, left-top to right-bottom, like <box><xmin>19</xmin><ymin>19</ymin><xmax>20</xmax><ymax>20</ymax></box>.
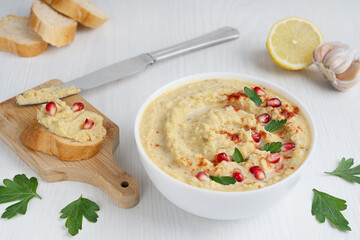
<box><xmin>244</xmin><ymin>87</ymin><xmax>262</xmax><ymax>107</ymax></box>
<box><xmin>265</xmin><ymin>119</ymin><xmax>287</xmax><ymax>132</ymax></box>
<box><xmin>232</xmin><ymin>147</ymin><xmax>245</xmax><ymax>163</ymax></box>
<box><xmin>209</xmin><ymin>176</ymin><xmax>236</xmax><ymax>185</ymax></box>
<box><xmin>262</xmin><ymin>142</ymin><xmax>282</xmax><ymax>153</ymax></box>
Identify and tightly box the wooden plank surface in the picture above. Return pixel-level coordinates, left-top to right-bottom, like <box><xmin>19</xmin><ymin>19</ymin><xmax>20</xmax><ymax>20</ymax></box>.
<box><xmin>0</xmin><ymin>0</ymin><xmax>359</xmax><ymax>239</ymax></box>
<box><xmin>0</xmin><ymin>79</ymin><xmax>139</xmax><ymax>208</ymax></box>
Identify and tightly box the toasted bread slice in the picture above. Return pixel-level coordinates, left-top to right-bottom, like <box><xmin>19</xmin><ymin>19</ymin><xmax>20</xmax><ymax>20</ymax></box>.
<box><xmin>21</xmin><ymin>120</ymin><xmax>104</xmax><ymax>161</ymax></box>
<box><xmin>42</xmin><ymin>0</ymin><xmax>109</xmax><ymax>28</ymax></box>
<box><xmin>0</xmin><ymin>15</ymin><xmax>48</xmax><ymax>57</ymax></box>
<box><xmin>29</xmin><ymin>0</ymin><xmax>77</xmax><ymax>47</ymax></box>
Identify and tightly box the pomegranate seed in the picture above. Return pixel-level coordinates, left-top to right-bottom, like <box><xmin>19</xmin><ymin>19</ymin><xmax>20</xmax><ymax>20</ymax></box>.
<box><xmin>251</xmin><ymin>131</ymin><xmax>261</xmax><ymax>143</ymax></box>
<box><xmin>281</xmin><ymin>142</ymin><xmax>295</xmax><ymax>152</ymax></box>
<box><xmin>71</xmin><ymin>102</ymin><xmax>84</xmax><ymax>112</ymax></box>
<box><xmin>254</xmin><ymin>87</ymin><xmax>266</xmax><ymax>96</ymax></box>
<box><xmin>45</xmin><ymin>101</ymin><xmax>57</xmax><ymax>116</ymax></box>
<box><xmin>232</xmin><ymin>169</ymin><xmax>244</xmax><ymax>182</ymax></box>
<box><xmin>196</xmin><ymin>172</ymin><xmax>210</xmax><ymax>181</ymax></box>
<box><xmin>216</xmin><ymin>152</ymin><xmax>230</xmax><ymax>163</ymax></box>
<box><xmin>266</xmin><ymin>153</ymin><xmax>281</xmax><ymax>163</ymax></box>
<box><xmin>267</xmin><ymin>98</ymin><xmax>281</xmax><ymax>108</ymax></box>
<box><xmin>84</xmin><ymin>119</ymin><xmax>94</xmax><ymax>130</ymax></box>
<box><xmin>250</xmin><ymin>166</ymin><xmax>266</xmax><ymax>180</ymax></box>
<box><xmin>257</xmin><ymin>113</ymin><xmax>271</xmax><ymax>124</ymax></box>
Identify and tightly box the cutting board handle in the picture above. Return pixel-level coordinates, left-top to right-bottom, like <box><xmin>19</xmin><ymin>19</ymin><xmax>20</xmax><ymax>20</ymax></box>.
<box><xmin>94</xmin><ymin>156</ymin><xmax>139</xmax><ymax>208</ymax></box>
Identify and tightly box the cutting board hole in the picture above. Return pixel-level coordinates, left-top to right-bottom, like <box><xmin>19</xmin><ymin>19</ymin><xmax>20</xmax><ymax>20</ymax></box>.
<box><xmin>121</xmin><ymin>181</ymin><xmax>129</xmax><ymax>188</ymax></box>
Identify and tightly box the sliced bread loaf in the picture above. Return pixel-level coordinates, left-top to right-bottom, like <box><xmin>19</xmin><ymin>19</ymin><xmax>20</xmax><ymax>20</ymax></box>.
<box><xmin>0</xmin><ymin>15</ymin><xmax>48</xmax><ymax>57</ymax></box>
<box><xmin>29</xmin><ymin>0</ymin><xmax>77</xmax><ymax>47</ymax></box>
<box><xmin>21</xmin><ymin>120</ymin><xmax>105</xmax><ymax>161</ymax></box>
<box><xmin>42</xmin><ymin>0</ymin><xmax>109</xmax><ymax>28</ymax></box>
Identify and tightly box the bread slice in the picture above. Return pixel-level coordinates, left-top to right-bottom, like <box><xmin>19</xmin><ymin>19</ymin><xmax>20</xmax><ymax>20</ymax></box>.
<box><xmin>0</xmin><ymin>15</ymin><xmax>48</xmax><ymax>57</ymax></box>
<box><xmin>21</xmin><ymin>120</ymin><xmax>105</xmax><ymax>161</ymax></box>
<box><xmin>42</xmin><ymin>0</ymin><xmax>109</xmax><ymax>28</ymax></box>
<box><xmin>29</xmin><ymin>0</ymin><xmax>77</xmax><ymax>47</ymax></box>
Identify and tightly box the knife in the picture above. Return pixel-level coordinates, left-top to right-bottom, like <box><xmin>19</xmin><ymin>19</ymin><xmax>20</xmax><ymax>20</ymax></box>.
<box><xmin>19</xmin><ymin>26</ymin><xmax>239</xmax><ymax>105</ymax></box>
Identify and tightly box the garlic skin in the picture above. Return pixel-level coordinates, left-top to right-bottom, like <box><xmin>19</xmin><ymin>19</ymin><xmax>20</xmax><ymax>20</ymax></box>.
<box><xmin>313</xmin><ymin>42</ymin><xmax>360</xmax><ymax>91</ymax></box>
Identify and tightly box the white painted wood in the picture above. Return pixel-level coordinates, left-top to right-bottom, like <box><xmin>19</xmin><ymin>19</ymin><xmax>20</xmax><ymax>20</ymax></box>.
<box><xmin>0</xmin><ymin>0</ymin><xmax>359</xmax><ymax>239</ymax></box>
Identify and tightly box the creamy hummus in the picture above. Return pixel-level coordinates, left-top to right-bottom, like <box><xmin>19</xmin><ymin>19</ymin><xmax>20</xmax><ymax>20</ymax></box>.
<box><xmin>16</xmin><ymin>85</ymin><xmax>80</xmax><ymax>105</ymax></box>
<box><xmin>139</xmin><ymin>79</ymin><xmax>312</xmax><ymax>191</ymax></box>
<box><xmin>37</xmin><ymin>99</ymin><xmax>106</xmax><ymax>143</ymax></box>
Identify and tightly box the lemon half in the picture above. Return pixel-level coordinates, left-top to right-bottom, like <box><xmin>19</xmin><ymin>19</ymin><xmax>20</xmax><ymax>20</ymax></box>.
<box><xmin>266</xmin><ymin>17</ymin><xmax>323</xmax><ymax>70</ymax></box>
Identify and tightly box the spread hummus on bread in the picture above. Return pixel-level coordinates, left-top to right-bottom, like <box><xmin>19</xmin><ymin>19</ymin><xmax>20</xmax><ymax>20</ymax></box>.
<box><xmin>16</xmin><ymin>85</ymin><xmax>80</xmax><ymax>105</ymax></box>
<box><xmin>139</xmin><ymin>79</ymin><xmax>312</xmax><ymax>191</ymax></box>
<box><xmin>37</xmin><ymin>99</ymin><xmax>106</xmax><ymax>143</ymax></box>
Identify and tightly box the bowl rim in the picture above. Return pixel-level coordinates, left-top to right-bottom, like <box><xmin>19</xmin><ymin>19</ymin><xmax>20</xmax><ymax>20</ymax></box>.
<box><xmin>134</xmin><ymin>72</ymin><xmax>317</xmax><ymax>195</ymax></box>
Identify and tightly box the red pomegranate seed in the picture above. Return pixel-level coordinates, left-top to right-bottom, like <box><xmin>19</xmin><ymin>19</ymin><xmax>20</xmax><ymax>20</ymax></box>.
<box><xmin>267</xmin><ymin>98</ymin><xmax>281</xmax><ymax>108</ymax></box>
<box><xmin>232</xmin><ymin>169</ymin><xmax>244</xmax><ymax>182</ymax></box>
<box><xmin>196</xmin><ymin>172</ymin><xmax>210</xmax><ymax>181</ymax></box>
<box><xmin>266</xmin><ymin>153</ymin><xmax>281</xmax><ymax>163</ymax></box>
<box><xmin>257</xmin><ymin>113</ymin><xmax>271</xmax><ymax>124</ymax></box>
<box><xmin>250</xmin><ymin>166</ymin><xmax>266</xmax><ymax>180</ymax></box>
<box><xmin>254</xmin><ymin>87</ymin><xmax>266</xmax><ymax>96</ymax></box>
<box><xmin>71</xmin><ymin>102</ymin><xmax>84</xmax><ymax>112</ymax></box>
<box><xmin>45</xmin><ymin>101</ymin><xmax>57</xmax><ymax>116</ymax></box>
<box><xmin>84</xmin><ymin>119</ymin><xmax>94</xmax><ymax>130</ymax></box>
<box><xmin>251</xmin><ymin>131</ymin><xmax>261</xmax><ymax>143</ymax></box>
<box><xmin>216</xmin><ymin>152</ymin><xmax>230</xmax><ymax>163</ymax></box>
<box><xmin>281</xmin><ymin>142</ymin><xmax>295</xmax><ymax>152</ymax></box>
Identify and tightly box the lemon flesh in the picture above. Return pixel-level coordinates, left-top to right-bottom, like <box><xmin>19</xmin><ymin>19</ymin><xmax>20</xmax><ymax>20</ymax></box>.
<box><xmin>266</xmin><ymin>17</ymin><xmax>323</xmax><ymax>70</ymax></box>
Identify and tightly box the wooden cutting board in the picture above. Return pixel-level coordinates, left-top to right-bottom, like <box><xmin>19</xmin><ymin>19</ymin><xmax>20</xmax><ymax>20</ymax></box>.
<box><xmin>0</xmin><ymin>80</ymin><xmax>139</xmax><ymax>208</ymax></box>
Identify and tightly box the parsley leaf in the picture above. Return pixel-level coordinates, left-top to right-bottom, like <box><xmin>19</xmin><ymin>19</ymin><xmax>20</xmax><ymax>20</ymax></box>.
<box><xmin>0</xmin><ymin>174</ymin><xmax>41</xmax><ymax>219</ymax></box>
<box><xmin>209</xmin><ymin>176</ymin><xmax>236</xmax><ymax>185</ymax></box>
<box><xmin>265</xmin><ymin>119</ymin><xmax>287</xmax><ymax>132</ymax></box>
<box><xmin>325</xmin><ymin>158</ymin><xmax>360</xmax><ymax>184</ymax></box>
<box><xmin>244</xmin><ymin>87</ymin><xmax>262</xmax><ymax>107</ymax></box>
<box><xmin>311</xmin><ymin>189</ymin><xmax>351</xmax><ymax>231</ymax></box>
<box><xmin>262</xmin><ymin>142</ymin><xmax>282</xmax><ymax>153</ymax></box>
<box><xmin>60</xmin><ymin>195</ymin><xmax>100</xmax><ymax>236</ymax></box>
<box><xmin>232</xmin><ymin>147</ymin><xmax>245</xmax><ymax>163</ymax></box>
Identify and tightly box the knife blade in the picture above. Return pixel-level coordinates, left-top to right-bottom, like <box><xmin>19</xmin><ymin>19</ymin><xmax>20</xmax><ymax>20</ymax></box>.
<box><xmin>18</xmin><ymin>26</ymin><xmax>239</xmax><ymax>105</ymax></box>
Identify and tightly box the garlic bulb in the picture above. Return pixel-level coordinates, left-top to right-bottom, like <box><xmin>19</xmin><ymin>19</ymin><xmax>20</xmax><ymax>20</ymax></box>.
<box><xmin>313</xmin><ymin>42</ymin><xmax>360</xmax><ymax>91</ymax></box>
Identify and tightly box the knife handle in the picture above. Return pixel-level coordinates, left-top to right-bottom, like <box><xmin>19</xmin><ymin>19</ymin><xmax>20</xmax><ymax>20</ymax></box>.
<box><xmin>148</xmin><ymin>26</ymin><xmax>239</xmax><ymax>62</ymax></box>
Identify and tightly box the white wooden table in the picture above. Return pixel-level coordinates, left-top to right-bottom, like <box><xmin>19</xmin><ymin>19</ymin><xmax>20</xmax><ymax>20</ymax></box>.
<box><xmin>1</xmin><ymin>0</ymin><xmax>359</xmax><ymax>239</ymax></box>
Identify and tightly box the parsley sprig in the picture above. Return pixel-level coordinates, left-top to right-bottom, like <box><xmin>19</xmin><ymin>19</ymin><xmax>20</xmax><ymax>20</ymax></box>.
<box><xmin>60</xmin><ymin>195</ymin><xmax>100</xmax><ymax>236</ymax></box>
<box><xmin>325</xmin><ymin>158</ymin><xmax>360</xmax><ymax>184</ymax></box>
<box><xmin>262</xmin><ymin>142</ymin><xmax>282</xmax><ymax>153</ymax></box>
<box><xmin>232</xmin><ymin>147</ymin><xmax>245</xmax><ymax>163</ymax></box>
<box><xmin>209</xmin><ymin>176</ymin><xmax>236</xmax><ymax>185</ymax></box>
<box><xmin>244</xmin><ymin>87</ymin><xmax>262</xmax><ymax>107</ymax></box>
<box><xmin>312</xmin><ymin>189</ymin><xmax>351</xmax><ymax>231</ymax></box>
<box><xmin>0</xmin><ymin>174</ymin><xmax>41</xmax><ymax>219</ymax></box>
<box><xmin>265</xmin><ymin>119</ymin><xmax>287</xmax><ymax>132</ymax></box>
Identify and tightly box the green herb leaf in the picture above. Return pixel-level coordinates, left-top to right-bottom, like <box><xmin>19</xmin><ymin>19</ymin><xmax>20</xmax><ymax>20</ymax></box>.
<box><xmin>244</xmin><ymin>87</ymin><xmax>262</xmax><ymax>107</ymax></box>
<box><xmin>311</xmin><ymin>189</ymin><xmax>351</xmax><ymax>231</ymax></box>
<box><xmin>325</xmin><ymin>158</ymin><xmax>360</xmax><ymax>184</ymax></box>
<box><xmin>60</xmin><ymin>195</ymin><xmax>100</xmax><ymax>236</ymax></box>
<box><xmin>265</xmin><ymin>119</ymin><xmax>287</xmax><ymax>132</ymax></box>
<box><xmin>262</xmin><ymin>142</ymin><xmax>282</xmax><ymax>153</ymax></box>
<box><xmin>0</xmin><ymin>174</ymin><xmax>41</xmax><ymax>219</ymax></box>
<box><xmin>232</xmin><ymin>147</ymin><xmax>245</xmax><ymax>163</ymax></box>
<box><xmin>209</xmin><ymin>176</ymin><xmax>236</xmax><ymax>185</ymax></box>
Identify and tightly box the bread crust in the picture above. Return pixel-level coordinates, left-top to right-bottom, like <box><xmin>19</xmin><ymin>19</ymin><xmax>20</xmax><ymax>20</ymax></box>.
<box><xmin>43</xmin><ymin>0</ymin><xmax>109</xmax><ymax>28</ymax></box>
<box><xmin>21</xmin><ymin>121</ymin><xmax>105</xmax><ymax>161</ymax></box>
<box><xmin>0</xmin><ymin>15</ymin><xmax>48</xmax><ymax>57</ymax></box>
<box><xmin>28</xmin><ymin>1</ymin><xmax>77</xmax><ymax>47</ymax></box>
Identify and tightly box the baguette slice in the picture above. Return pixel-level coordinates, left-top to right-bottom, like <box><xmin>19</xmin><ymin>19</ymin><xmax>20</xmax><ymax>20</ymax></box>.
<box><xmin>21</xmin><ymin>120</ymin><xmax>105</xmax><ymax>161</ymax></box>
<box><xmin>0</xmin><ymin>15</ymin><xmax>48</xmax><ymax>57</ymax></box>
<box><xmin>42</xmin><ymin>0</ymin><xmax>109</xmax><ymax>28</ymax></box>
<box><xmin>29</xmin><ymin>0</ymin><xmax>77</xmax><ymax>47</ymax></box>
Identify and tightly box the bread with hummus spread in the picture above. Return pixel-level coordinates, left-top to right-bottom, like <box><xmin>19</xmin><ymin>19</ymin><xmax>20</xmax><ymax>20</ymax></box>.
<box><xmin>29</xmin><ymin>0</ymin><xmax>77</xmax><ymax>47</ymax></box>
<box><xmin>21</xmin><ymin>99</ymin><xmax>107</xmax><ymax>160</ymax></box>
<box><xmin>0</xmin><ymin>15</ymin><xmax>48</xmax><ymax>57</ymax></box>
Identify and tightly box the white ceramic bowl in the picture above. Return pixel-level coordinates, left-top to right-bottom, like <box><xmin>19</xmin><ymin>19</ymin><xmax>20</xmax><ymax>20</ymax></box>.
<box><xmin>134</xmin><ymin>73</ymin><xmax>316</xmax><ymax>220</ymax></box>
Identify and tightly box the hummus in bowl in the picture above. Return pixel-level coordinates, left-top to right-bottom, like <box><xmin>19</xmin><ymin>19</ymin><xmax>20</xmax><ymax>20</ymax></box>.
<box><xmin>135</xmin><ymin>73</ymin><xmax>316</xmax><ymax>219</ymax></box>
